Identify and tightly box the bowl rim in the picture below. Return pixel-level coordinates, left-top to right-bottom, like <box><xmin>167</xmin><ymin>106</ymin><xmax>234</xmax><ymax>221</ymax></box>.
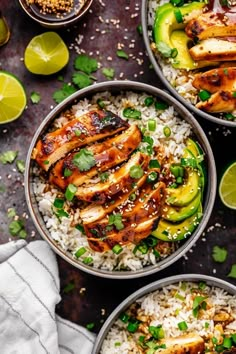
<box><xmin>25</xmin><ymin>80</ymin><xmax>217</xmax><ymax>279</ymax></box>
<box><xmin>141</xmin><ymin>0</ymin><xmax>236</xmax><ymax>128</ymax></box>
<box><xmin>92</xmin><ymin>273</ymin><xmax>236</xmax><ymax>353</ymax></box>
<box><xmin>18</xmin><ymin>0</ymin><xmax>93</xmax><ymax>28</ymax></box>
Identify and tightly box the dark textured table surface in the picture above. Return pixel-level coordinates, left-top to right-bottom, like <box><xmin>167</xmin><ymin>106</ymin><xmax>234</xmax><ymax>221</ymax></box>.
<box><xmin>0</xmin><ymin>0</ymin><xmax>236</xmax><ymax>333</ymax></box>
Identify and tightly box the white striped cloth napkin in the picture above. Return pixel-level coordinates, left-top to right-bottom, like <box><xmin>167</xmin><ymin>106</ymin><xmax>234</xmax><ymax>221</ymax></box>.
<box><xmin>0</xmin><ymin>239</ymin><xmax>95</xmax><ymax>354</ymax></box>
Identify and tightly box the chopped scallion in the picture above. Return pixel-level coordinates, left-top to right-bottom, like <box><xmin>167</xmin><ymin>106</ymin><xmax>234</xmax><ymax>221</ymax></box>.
<box><xmin>148</xmin><ymin>119</ymin><xmax>156</xmax><ymax>131</ymax></box>
<box><xmin>112</xmin><ymin>244</ymin><xmax>123</xmax><ymax>255</ymax></box>
<box><xmin>123</xmin><ymin>107</ymin><xmax>141</xmax><ymax>120</ymax></box>
<box><xmin>155</xmin><ymin>101</ymin><xmax>169</xmax><ymax>110</ymax></box>
<box><xmin>127</xmin><ymin>321</ymin><xmax>139</xmax><ymax>333</ymax></box>
<box><xmin>83</xmin><ymin>257</ymin><xmax>93</xmax><ymax>265</ymax></box>
<box><xmin>144</xmin><ymin>96</ymin><xmax>154</xmax><ymax>107</ymax></box>
<box><xmin>97</xmin><ymin>98</ymin><xmax>105</xmax><ymax>109</ymax></box>
<box><xmin>119</xmin><ymin>312</ymin><xmax>130</xmax><ymax>323</ymax></box>
<box><xmin>147</xmin><ymin>171</ymin><xmax>158</xmax><ymax>183</ymax></box>
<box><xmin>178</xmin><ymin>321</ymin><xmax>188</xmax><ymax>331</ymax></box>
<box><xmin>198</xmin><ymin>90</ymin><xmax>211</xmax><ymax>101</ymax></box>
<box><xmin>53</xmin><ymin>198</ymin><xmax>64</xmax><ymax>209</ymax></box>
<box><xmin>163</xmin><ymin>126</ymin><xmax>171</xmax><ymax>137</ymax></box>
<box><xmin>174</xmin><ymin>8</ymin><xmax>183</xmax><ymax>23</ymax></box>
<box><xmin>75</xmin><ymin>247</ymin><xmax>87</xmax><ymax>258</ymax></box>
<box><xmin>65</xmin><ymin>184</ymin><xmax>77</xmax><ymax>201</ymax></box>
<box><xmin>149</xmin><ymin>159</ymin><xmax>160</xmax><ymax>169</ymax></box>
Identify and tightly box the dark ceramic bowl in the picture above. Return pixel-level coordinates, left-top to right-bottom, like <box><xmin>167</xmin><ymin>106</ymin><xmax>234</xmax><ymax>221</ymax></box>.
<box><xmin>141</xmin><ymin>0</ymin><xmax>236</xmax><ymax>128</ymax></box>
<box><xmin>92</xmin><ymin>274</ymin><xmax>236</xmax><ymax>353</ymax></box>
<box><xmin>25</xmin><ymin>81</ymin><xmax>216</xmax><ymax>279</ymax></box>
<box><xmin>18</xmin><ymin>0</ymin><xmax>93</xmax><ymax>29</ymax></box>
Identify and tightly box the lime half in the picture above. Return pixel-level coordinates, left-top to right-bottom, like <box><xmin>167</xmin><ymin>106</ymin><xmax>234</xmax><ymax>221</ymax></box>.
<box><xmin>24</xmin><ymin>32</ymin><xmax>69</xmax><ymax>75</ymax></box>
<box><xmin>0</xmin><ymin>71</ymin><xmax>27</xmax><ymax>124</ymax></box>
<box><xmin>219</xmin><ymin>162</ymin><xmax>236</xmax><ymax>209</ymax></box>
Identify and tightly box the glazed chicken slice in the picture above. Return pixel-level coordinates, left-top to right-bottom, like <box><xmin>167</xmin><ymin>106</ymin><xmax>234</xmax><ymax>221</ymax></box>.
<box><xmin>196</xmin><ymin>91</ymin><xmax>236</xmax><ymax>113</ymax></box>
<box><xmin>84</xmin><ymin>182</ymin><xmax>165</xmax><ymax>252</ymax></box>
<box><xmin>75</xmin><ymin>152</ymin><xmax>150</xmax><ymax>204</ymax></box>
<box><xmin>33</xmin><ymin>109</ymin><xmax>129</xmax><ymax>171</ymax></box>
<box><xmin>156</xmin><ymin>333</ymin><xmax>205</xmax><ymax>354</ymax></box>
<box><xmin>80</xmin><ymin>174</ymin><xmax>148</xmax><ymax>224</ymax></box>
<box><xmin>87</xmin><ymin>215</ymin><xmax>160</xmax><ymax>252</ymax></box>
<box><xmin>49</xmin><ymin>124</ymin><xmax>142</xmax><ymax>189</ymax></box>
<box><xmin>185</xmin><ymin>11</ymin><xmax>236</xmax><ymax>40</ymax></box>
<box><xmin>193</xmin><ymin>67</ymin><xmax>236</xmax><ymax>93</ymax></box>
<box><xmin>189</xmin><ymin>39</ymin><xmax>236</xmax><ymax>62</ymax></box>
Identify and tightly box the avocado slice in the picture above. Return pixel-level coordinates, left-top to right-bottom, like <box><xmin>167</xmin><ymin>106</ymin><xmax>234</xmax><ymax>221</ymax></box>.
<box><xmin>184</xmin><ymin>138</ymin><xmax>206</xmax><ymax>196</ymax></box>
<box><xmin>162</xmin><ymin>191</ymin><xmax>201</xmax><ymax>222</ymax></box>
<box><xmin>154</xmin><ymin>2</ymin><xmax>205</xmax><ymax>49</ymax></box>
<box><xmin>152</xmin><ymin>204</ymin><xmax>202</xmax><ymax>242</ymax></box>
<box><xmin>153</xmin><ymin>2</ymin><xmax>219</xmax><ymax>70</ymax></box>
<box><xmin>166</xmin><ymin>168</ymin><xmax>200</xmax><ymax>207</ymax></box>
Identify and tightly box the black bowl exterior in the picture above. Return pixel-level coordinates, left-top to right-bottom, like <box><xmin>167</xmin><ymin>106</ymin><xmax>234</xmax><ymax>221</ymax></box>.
<box><xmin>92</xmin><ymin>274</ymin><xmax>236</xmax><ymax>353</ymax></box>
<box><xmin>141</xmin><ymin>0</ymin><xmax>236</xmax><ymax>128</ymax></box>
<box><xmin>25</xmin><ymin>81</ymin><xmax>217</xmax><ymax>279</ymax></box>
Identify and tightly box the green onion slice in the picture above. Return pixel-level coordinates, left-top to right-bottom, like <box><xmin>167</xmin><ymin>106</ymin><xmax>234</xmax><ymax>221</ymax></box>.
<box><xmin>112</xmin><ymin>244</ymin><xmax>123</xmax><ymax>255</ymax></box>
<box><xmin>129</xmin><ymin>165</ymin><xmax>144</xmax><ymax>179</ymax></box>
<box><xmin>123</xmin><ymin>107</ymin><xmax>141</xmax><ymax>120</ymax></box>
<box><xmin>75</xmin><ymin>247</ymin><xmax>86</xmax><ymax>258</ymax></box>
<box><xmin>198</xmin><ymin>90</ymin><xmax>211</xmax><ymax>101</ymax></box>
<box><xmin>65</xmin><ymin>184</ymin><xmax>77</xmax><ymax>201</ymax></box>
<box><xmin>178</xmin><ymin>321</ymin><xmax>188</xmax><ymax>331</ymax></box>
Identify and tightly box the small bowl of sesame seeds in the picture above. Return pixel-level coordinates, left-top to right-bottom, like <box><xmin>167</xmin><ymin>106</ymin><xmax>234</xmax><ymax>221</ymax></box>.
<box><xmin>18</xmin><ymin>0</ymin><xmax>93</xmax><ymax>28</ymax></box>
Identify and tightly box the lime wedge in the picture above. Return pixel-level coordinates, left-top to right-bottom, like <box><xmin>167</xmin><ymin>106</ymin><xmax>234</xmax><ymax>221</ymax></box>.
<box><xmin>24</xmin><ymin>32</ymin><xmax>69</xmax><ymax>75</ymax></box>
<box><xmin>219</xmin><ymin>162</ymin><xmax>236</xmax><ymax>209</ymax></box>
<box><xmin>0</xmin><ymin>71</ymin><xmax>27</xmax><ymax>124</ymax></box>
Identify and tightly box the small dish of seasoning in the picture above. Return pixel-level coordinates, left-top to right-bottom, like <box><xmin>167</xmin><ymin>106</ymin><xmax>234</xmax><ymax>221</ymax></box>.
<box><xmin>18</xmin><ymin>0</ymin><xmax>93</xmax><ymax>28</ymax></box>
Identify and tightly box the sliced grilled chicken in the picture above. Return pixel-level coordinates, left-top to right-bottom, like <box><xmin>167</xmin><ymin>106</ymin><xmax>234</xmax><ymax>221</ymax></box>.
<box><xmin>196</xmin><ymin>91</ymin><xmax>236</xmax><ymax>113</ymax></box>
<box><xmin>156</xmin><ymin>333</ymin><xmax>205</xmax><ymax>354</ymax></box>
<box><xmin>193</xmin><ymin>67</ymin><xmax>236</xmax><ymax>93</ymax></box>
<box><xmin>87</xmin><ymin>216</ymin><xmax>160</xmax><ymax>252</ymax></box>
<box><xmin>75</xmin><ymin>152</ymin><xmax>150</xmax><ymax>204</ymax></box>
<box><xmin>84</xmin><ymin>182</ymin><xmax>165</xmax><ymax>252</ymax></box>
<box><xmin>189</xmin><ymin>39</ymin><xmax>236</xmax><ymax>62</ymax></box>
<box><xmin>185</xmin><ymin>11</ymin><xmax>236</xmax><ymax>40</ymax></box>
<box><xmin>33</xmin><ymin>109</ymin><xmax>129</xmax><ymax>171</ymax></box>
<box><xmin>49</xmin><ymin>124</ymin><xmax>142</xmax><ymax>189</ymax></box>
<box><xmin>80</xmin><ymin>174</ymin><xmax>148</xmax><ymax>224</ymax></box>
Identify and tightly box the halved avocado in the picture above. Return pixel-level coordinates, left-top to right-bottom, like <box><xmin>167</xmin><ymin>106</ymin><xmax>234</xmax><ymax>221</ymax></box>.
<box><xmin>152</xmin><ymin>204</ymin><xmax>202</xmax><ymax>242</ymax></box>
<box><xmin>166</xmin><ymin>168</ymin><xmax>200</xmax><ymax>207</ymax></box>
<box><xmin>162</xmin><ymin>191</ymin><xmax>201</xmax><ymax>222</ymax></box>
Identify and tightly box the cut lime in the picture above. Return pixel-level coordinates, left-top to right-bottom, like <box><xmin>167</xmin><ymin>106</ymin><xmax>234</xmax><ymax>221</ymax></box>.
<box><xmin>0</xmin><ymin>71</ymin><xmax>27</xmax><ymax>124</ymax></box>
<box><xmin>24</xmin><ymin>32</ymin><xmax>69</xmax><ymax>75</ymax></box>
<box><xmin>219</xmin><ymin>162</ymin><xmax>236</xmax><ymax>209</ymax></box>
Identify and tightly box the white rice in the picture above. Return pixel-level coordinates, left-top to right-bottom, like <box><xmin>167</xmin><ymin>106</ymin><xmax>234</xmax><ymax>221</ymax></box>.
<box><xmin>33</xmin><ymin>90</ymin><xmax>192</xmax><ymax>271</ymax></box>
<box><xmin>101</xmin><ymin>281</ymin><xmax>236</xmax><ymax>354</ymax></box>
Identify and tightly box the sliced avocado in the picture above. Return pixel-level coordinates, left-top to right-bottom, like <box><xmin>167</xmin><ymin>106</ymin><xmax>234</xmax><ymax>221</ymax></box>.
<box><xmin>170</xmin><ymin>31</ymin><xmax>196</xmax><ymax>69</ymax></box>
<box><xmin>166</xmin><ymin>168</ymin><xmax>200</xmax><ymax>207</ymax></box>
<box><xmin>184</xmin><ymin>138</ymin><xmax>206</xmax><ymax>196</ymax></box>
<box><xmin>162</xmin><ymin>191</ymin><xmax>201</xmax><ymax>222</ymax></box>
<box><xmin>154</xmin><ymin>2</ymin><xmax>205</xmax><ymax>49</ymax></box>
<box><xmin>152</xmin><ymin>204</ymin><xmax>202</xmax><ymax>242</ymax></box>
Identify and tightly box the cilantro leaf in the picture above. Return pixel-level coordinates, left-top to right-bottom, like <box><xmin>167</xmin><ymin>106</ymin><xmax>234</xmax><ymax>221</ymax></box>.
<box><xmin>212</xmin><ymin>245</ymin><xmax>227</xmax><ymax>263</ymax></box>
<box><xmin>53</xmin><ymin>84</ymin><xmax>77</xmax><ymax>104</ymax></box>
<box><xmin>108</xmin><ymin>214</ymin><xmax>124</xmax><ymax>231</ymax></box>
<box><xmin>116</xmin><ymin>50</ymin><xmax>129</xmax><ymax>60</ymax></box>
<box><xmin>63</xmin><ymin>281</ymin><xmax>75</xmax><ymax>294</ymax></box>
<box><xmin>0</xmin><ymin>150</ymin><xmax>18</xmax><ymax>164</ymax></box>
<box><xmin>16</xmin><ymin>160</ymin><xmax>25</xmax><ymax>173</ymax></box>
<box><xmin>72</xmin><ymin>148</ymin><xmax>96</xmax><ymax>172</ymax></box>
<box><xmin>9</xmin><ymin>220</ymin><xmax>24</xmax><ymax>236</ymax></box>
<box><xmin>227</xmin><ymin>264</ymin><xmax>236</xmax><ymax>279</ymax></box>
<box><xmin>7</xmin><ymin>208</ymin><xmax>16</xmax><ymax>218</ymax></box>
<box><xmin>74</xmin><ymin>54</ymin><xmax>98</xmax><ymax>74</ymax></box>
<box><xmin>156</xmin><ymin>41</ymin><xmax>172</xmax><ymax>58</ymax></box>
<box><xmin>99</xmin><ymin>172</ymin><xmax>109</xmax><ymax>182</ymax></box>
<box><xmin>30</xmin><ymin>91</ymin><xmax>41</xmax><ymax>104</ymax></box>
<box><xmin>102</xmin><ymin>67</ymin><xmax>115</xmax><ymax>79</ymax></box>
<box><xmin>72</xmin><ymin>72</ymin><xmax>92</xmax><ymax>89</ymax></box>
